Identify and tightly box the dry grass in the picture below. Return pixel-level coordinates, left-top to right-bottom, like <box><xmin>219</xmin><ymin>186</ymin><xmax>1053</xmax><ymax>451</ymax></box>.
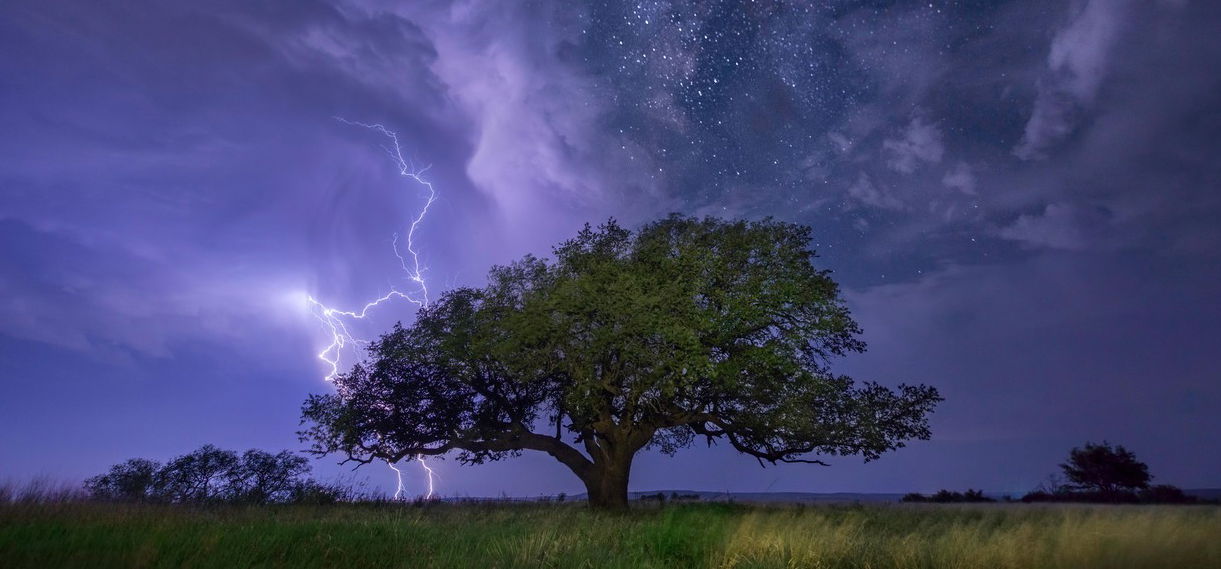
<box><xmin>0</xmin><ymin>495</ymin><xmax>1217</xmax><ymax>568</ymax></box>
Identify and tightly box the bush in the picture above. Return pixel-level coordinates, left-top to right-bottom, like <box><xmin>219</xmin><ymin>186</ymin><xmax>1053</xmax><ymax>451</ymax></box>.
<box><xmin>1139</xmin><ymin>484</ymin><xmax>1197</xmax><ymax>504</ymax></box>
<box><xmin>902</xmin><ymin>489</ymin><xmax>995</xmax><ymax>503</ymax></box>
<box><xmin>286</xmin><ymin>479</ymin><xmax>357</xmax><ymax>505</ymax></box>
<box><xmin>1020</xmin><ymin>485</ymin><xmax>1197</xmax><ymax>504</ymax></box>
<box><xmin>638</xmin><ymin>492</ymin><xmax>667</xmax><ymax>504</ymax></box>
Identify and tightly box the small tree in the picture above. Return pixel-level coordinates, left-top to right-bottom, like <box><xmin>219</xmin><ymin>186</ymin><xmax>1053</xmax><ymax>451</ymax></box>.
<box><xmin>231</xmin><ymin>450</ymin><xmax>311</xmax><ymax>504</ymax></box>
<box><xmin>1060</xmin><ymin>441</ymin><xmax>1151</xmax><ymax>494</ymax></box>
<box><xmin>84</xmin><ymin>458</ymin><xmax>161</xmax><ymax>501</ymax></box>
<box><xmin>153</xmin><ymin>445</ymin><xmax>240</xmax><ymax>502</ymax></box>
<box><xmin>85</xmin><ymin>446</ymin><xmax>316</xmax><ymax>503</ymax></box>
<box><xmin>302</xmin><ymin>216</ymin><xmax>942</xmax><ymax>509</ymax></box>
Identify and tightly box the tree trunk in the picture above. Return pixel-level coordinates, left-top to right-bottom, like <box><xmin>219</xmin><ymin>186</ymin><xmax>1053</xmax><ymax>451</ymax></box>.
<box><xmin>582</xmin><ymin>457</ymin><xmax>632</xmax><ymax>510</ymax></box>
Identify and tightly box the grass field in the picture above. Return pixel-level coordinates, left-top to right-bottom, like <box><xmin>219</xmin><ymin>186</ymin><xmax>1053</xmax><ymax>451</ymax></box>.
<box><xmin>1</xmin><ymin>501</ymin><xmax>1218</xmax><ymax>568</ymax></box>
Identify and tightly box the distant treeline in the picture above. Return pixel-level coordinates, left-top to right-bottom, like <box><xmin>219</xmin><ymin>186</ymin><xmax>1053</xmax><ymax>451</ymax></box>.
<box><xmin>1020</xmin><ymin>441</ymin><xmax>1202</xmax><ymax>504</ymax></box>
<box><xmin>902</xmin><ymin>489</ymin><xmax>994</xmax><ymax>503</ymax></box>
<box><xmin>635</xmin><ymin>492</ymin><xmax>702</xmax><ymax>503</ymax></box>
<box><xmin>1019</xmin><ymin>485</ymin><xmax>1199</xmax><ymax>504</ymax></box>
<box><xmin>67</xmin><ymin>440</ymin><xmax>1211</xmax><ymax>506</ymax></box>
<box><xmin>902</xmin><ymin>487</ymin><xmax>1202</xmax><ymax>504</ymax></box>
<box><xmin>84</xmin><ymin>444</ymin><xmax>355</xmax><ymax>504</ymax></box>
<box><xmin>904</xmin><ymin>442</ymin><xmax>1207</xmax><ymax>505</ymax></box>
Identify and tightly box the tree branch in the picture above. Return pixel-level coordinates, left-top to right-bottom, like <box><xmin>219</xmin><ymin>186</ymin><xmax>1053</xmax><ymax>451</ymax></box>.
<box><xmin>357</xmin><ymin>425</ymin><xmax>594</xmax><ymax>479</ymax></box>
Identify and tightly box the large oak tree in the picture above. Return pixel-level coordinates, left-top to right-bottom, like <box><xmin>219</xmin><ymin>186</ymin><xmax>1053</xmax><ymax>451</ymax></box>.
<box><xmin>301</xmin><ymin>216</ymin><xmax>941</xmax><ymax>509</ymax></box>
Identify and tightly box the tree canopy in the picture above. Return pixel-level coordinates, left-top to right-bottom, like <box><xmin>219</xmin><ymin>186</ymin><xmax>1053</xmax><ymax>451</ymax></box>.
<box><xmin>1059</xmin><ymin>441</ymin><xmax>1151</xmax><ymax>494</ymax></box>
<box><xmin>301</xmin><ymin>216</ymin><xmax>941</xmax><ymax>508</ymax></box>
<box><xmin>85</xmin><ymin>445</ymin><xmax>313</xmax><ymax>504</ymax></box>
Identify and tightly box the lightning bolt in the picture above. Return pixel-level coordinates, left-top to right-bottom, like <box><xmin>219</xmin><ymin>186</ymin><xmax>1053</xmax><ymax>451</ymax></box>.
<box><xmin>307</xmin><ymin>118</ymin><xmax>438</xmax><ymax>500</ymax></box>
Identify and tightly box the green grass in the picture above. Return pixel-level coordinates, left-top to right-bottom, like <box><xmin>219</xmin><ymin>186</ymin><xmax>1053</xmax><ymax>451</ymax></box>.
<box><xmin>1</xmin><ymin>501</ymin><xmax>1218</xmax><ymax>568</ymax></box>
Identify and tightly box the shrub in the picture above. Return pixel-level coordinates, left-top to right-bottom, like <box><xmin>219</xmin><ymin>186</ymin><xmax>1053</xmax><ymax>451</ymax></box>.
<box><xmin>902</xmin><ymin>489</ymin><xmax>995</xmax><ymax>503</ymax></box>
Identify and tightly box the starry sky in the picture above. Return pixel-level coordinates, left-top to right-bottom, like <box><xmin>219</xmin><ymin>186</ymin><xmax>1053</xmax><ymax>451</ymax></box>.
<box><xmin>2</xmin><ymin>0</ymin><xmax>1220</xmax><ymax>497</ymax></box>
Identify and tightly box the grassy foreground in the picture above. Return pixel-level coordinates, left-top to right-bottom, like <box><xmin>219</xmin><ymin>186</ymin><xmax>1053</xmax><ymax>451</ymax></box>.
<box><xmin>1</xmin><ymin>501</ymin><xmax>1218</xmax><ymax>568</ymax></box>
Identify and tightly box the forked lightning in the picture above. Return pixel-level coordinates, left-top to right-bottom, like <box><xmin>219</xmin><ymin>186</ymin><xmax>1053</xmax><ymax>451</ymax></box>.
<box><xmin>306</xmin><ymin>119</ymin><xmax>439</xmax><ymax>500</ymax></box>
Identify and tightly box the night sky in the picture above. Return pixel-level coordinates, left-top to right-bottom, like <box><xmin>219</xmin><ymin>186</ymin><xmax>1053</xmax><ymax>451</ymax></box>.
<box><xmin>3</xmin><ymin>0</ymin><xmax>1219</xmax><ymax>497</ymax></box>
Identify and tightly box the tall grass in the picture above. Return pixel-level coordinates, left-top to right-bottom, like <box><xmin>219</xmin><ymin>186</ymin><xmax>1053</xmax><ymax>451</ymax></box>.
<box><xmin>1</xmin><ymin>499</ymin><xmax>1217</xmax><ymax>568</ymax></box>
<box><xmin>0</xmin><ymin>478</ymin><xmax>86</xmax><ymax>504</ymax></box>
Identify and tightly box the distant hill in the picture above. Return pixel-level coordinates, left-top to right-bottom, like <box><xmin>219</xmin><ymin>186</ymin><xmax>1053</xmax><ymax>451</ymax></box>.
<box><xmin>445</xmin><ymin>491</ymin><xmax>908</xmax><ymax>503</ymax></box>
<box><xmin>1185</xmin><ymin>488</ymin><xmax>1221</xmax><ymax>500</ymax></box>
<box><xmin>629</xmin><ymin>489</ymin><xmax>1221</xmax><ymax>503</ymax></box>
<box><xmin>443</xmin><ymin>488</ymin><xmax>1221</xmax><ymax>504</ymax></box>
<box><xmin>582</xmin><ymin>491</ymin><xmax>909</xmax><ymax>503</ymax></box>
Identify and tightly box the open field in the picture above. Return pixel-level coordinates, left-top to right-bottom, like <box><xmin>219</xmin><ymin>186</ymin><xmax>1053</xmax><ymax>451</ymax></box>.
<box><xmin>1</xmin><ymin>501</ymin><xmax>1219</xmax><ymax>569</ymax></box>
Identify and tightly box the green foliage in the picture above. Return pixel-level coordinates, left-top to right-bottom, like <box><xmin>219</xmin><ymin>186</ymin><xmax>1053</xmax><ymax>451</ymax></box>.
<box><xmin>301</xmin><ymin>216</ymin><xmax>942</xmax><ymax>506</ymax></box>
<box><xmin>2</xmin><ymin>502</ymin><xmax>1219</xmax><ymax>568</ymax></box>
